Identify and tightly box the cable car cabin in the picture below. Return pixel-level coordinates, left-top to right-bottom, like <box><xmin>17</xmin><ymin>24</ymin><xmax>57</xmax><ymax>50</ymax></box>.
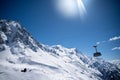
<box><xmin>93</xmin><ymin>52</ymin><xmax>102</xmax><ymax>57</ymax></box>
<box><xmin>93</xmin><ymin>45</ymin><xmax>102</xmax><ymax>57</ymax></box>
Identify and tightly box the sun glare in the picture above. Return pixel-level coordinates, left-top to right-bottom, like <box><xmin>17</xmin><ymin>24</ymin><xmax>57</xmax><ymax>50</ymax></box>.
<box><xmin>77</xmin><ymin>0</ymin><xmax>87</xmax><ymax>18</ymax></box>
<box><xmin>55</xmin><ymin>0</ymin><xmax>87</xmax><ymax>19</ymax></box>
<box><xmin>55</xmin><ymin>0</ymin><xmax>78</xmax><ymax>18</ymax></box>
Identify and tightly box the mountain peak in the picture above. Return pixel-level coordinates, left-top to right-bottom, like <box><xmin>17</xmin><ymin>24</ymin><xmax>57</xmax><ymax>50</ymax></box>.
<box><xmin>0</xmin><ymin>20</ymin><xmax>42</xmax><ymax>52</ymax></box>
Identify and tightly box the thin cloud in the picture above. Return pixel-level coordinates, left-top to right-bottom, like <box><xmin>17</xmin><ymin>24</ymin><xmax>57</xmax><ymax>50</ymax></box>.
<box><xmin>95</xmin><ymin>36</ymin><xmax>120</xmax><ymax>51</ymax></box>
<box><xmin>109</xmin><ymin>36</ymin><xmax>120</xmax><ymax>41</ymax></box>
<box><xmin>96</xmin><ymin>42</ymin><xmax>100</xmax><ymax>45</ymax></box>
<box><xmin>112</xmin><ymin>47</ymin><xmax>120</xmax><ymax>51</ymax></box>
<box><xmin>96</xmin><ymin>41</ymin><xmax>106</xmax><ymax>45</ymax></box>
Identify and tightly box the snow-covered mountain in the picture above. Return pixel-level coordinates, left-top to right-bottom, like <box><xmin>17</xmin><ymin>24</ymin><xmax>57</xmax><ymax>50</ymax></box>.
<box><xmin>111</xmin><ymin>60</ymin><xmax>120</xmax><ymax>69</ymax></box>
<box><xmin>0</xmin><ymin>20</ymin><xmax>120</xmax><ymax>80</ymax></box>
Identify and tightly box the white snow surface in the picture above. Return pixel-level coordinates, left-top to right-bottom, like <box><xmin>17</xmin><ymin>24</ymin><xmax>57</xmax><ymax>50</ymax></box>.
<box><xmin>0</xmin><ymin>45</ymin><xmax>102</xmax><ymax>80</ymax></box>
<box><xmin>0</xmin><ymin>20</ymin><xmax>120</xmax><ymax>80</ymax></box>
<box><xmin>110</xmin><ymin>60</ymin><xmax>120</xmax><ymax>69</ymax></box>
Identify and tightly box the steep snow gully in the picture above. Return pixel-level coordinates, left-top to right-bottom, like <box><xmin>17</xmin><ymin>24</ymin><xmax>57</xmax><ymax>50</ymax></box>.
<box><xmin>0</xmin><ymin>20</ymin><xmax>120</xmax><ymax>80</ymax></box>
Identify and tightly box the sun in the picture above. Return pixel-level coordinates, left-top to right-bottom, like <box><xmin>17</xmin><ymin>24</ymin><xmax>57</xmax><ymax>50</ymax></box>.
<box><xmin>54</xmin><ymin>0</ymin><xmax>86</xmax><ymax>19</ymax></box>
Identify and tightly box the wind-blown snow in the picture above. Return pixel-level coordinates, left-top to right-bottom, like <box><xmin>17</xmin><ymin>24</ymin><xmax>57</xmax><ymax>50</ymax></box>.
<box><xmin>0</xmin><ymin>20</ymin><xmax>120</xmax><ymax>80</ymax></box>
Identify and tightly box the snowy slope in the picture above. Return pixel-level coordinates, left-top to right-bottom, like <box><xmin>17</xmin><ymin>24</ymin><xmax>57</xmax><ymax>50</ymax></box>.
<box><xmin>0</xmin><ymin>20</ymin><xmax>120</xmax><ymax>80</ymax></box>
<box><xmin>111</xmin><ymin>60</ymin><xmax>120</xmax><ymax>69</ymax></box>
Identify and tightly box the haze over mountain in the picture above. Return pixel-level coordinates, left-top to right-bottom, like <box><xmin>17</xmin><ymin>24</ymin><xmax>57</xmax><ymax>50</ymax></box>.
<box><xmin>0</xmin><ymin>20</ymin><xmax>120</xmax><ymax>80</ymax></box>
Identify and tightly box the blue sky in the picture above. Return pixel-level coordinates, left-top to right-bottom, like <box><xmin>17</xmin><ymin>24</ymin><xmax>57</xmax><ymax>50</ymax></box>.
<box><xmin>0</xmin><ymin>0</ymin><xmax>120</xmax><ymax>61</ymax></box>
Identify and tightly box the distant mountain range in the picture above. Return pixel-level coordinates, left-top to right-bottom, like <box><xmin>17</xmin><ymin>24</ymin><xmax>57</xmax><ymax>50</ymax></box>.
<box><xmin>0</xmin><ymin>20</ymin><xmax>120</xmax><ymax>80</ymax></box>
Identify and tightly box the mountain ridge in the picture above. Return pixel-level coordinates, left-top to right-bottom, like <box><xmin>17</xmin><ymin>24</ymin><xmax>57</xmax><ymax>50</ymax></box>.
<box><xmin>0</xmin><ymin>20</ymin><xmax>120</xmax><ymax>80</ymax></box>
